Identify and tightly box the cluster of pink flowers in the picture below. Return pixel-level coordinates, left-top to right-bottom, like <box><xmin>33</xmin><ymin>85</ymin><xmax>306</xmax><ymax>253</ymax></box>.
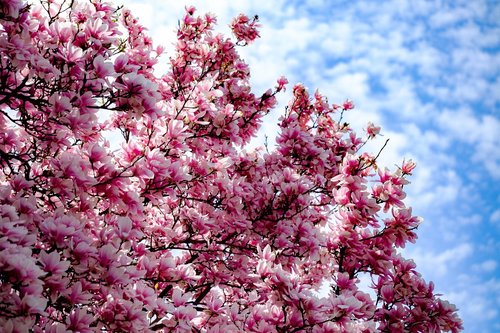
<box><xmin>230</xmin><ymin>14</ymin><xmax>261</xmax><ymax>45</ymax></box>
<box><xmin>0</xmin><ymin>1</ymin><xmax>462</xmax><ymax>332</ymax></box>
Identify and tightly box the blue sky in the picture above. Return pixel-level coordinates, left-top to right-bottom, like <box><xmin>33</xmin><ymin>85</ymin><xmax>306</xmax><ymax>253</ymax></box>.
<box><xmin>125</xmin><ymin>1</ymin><xmax>500</xmax><ymax>331</ymax></box>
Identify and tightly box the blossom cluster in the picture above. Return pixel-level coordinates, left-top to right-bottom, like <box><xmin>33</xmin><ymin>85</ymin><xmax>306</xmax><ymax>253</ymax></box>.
<box><xmin>0</xmin><ymin>1</ymin><xmax>462</xmax><ymax>332</ymax></box>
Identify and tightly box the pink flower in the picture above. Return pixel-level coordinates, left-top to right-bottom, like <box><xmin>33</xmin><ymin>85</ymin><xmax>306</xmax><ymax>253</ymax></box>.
<box><xmin>133</xmin><ymin>281</ymin><xmax>157</xmax><ymax>308</ymax></box>
<box><xmin>39</xmin><ymin>251</ymin><xmax>70</xmax><ymax>276</ymax></box>
<box><xmin>66</xmin><ymin>308</ymin><xmax>94</xmax><ymax>333</ymax></box>
<box><xmin>276</xmin><ymin>76</ymin><xmax>288</xmax><ymax>92</ymax></box>
<box><xmin>166</xmin><ymin>119</ymin><xmax>188</xmax><ymax>140</ymax></box>
<box><xmin>333</xmin><ymin>186</ymin><xmax>351</xmax><ymax>206</ymax></box>
<box><xmin>2</xmin><ymin>250</ymin><xmax>44</xmax><ymax>282</ymax></box>
<box><xmin>114</xmin><ymin>54</ymin><xmax>130</xmax><ymax>73</ymax></box>
<box><xmin>365</xmin><ymin>122</ymin><xmax>381</xmax><ymax>138</ymax></box>
<box><xmin>401</xmin><ymin>159</ymin><xmax>416</xmax><ymax>175</ymax></box>
<box><xmin>20</xmin><ymin>294</ymin><xmax>47</xmax><ymax>315</ymax></box>
<box><xmin>115</xmin><ymin>216</ymin><xmax>133</xmax><ymax>238</ymax></box>
<box><xmin>63</xmin><ymin>281</ymin><xmax>92</xmax><ymax>305</ymax></box>
<box><xmin>93</xmin><ymin>55</ymin><xmax>114</xmax><ymax>78</ymax></box>
<box><xmin>0</xmin><ymin>0</ymin><xmax>24</xmax><ymax>18</ymax></box>
<box><xmin>342</xmin><ymin>99</ymin><xmax>355</xmax><ymax>110</ymax></box>
<box><xmin>230</xmin><ymin>14</ymin><xmax>261</xmax><ymax>44</ymax></box>
<box><xmin>87</xmin><ymin>143</ymin><xmax>109</xmax><ymax>163</ymax></box>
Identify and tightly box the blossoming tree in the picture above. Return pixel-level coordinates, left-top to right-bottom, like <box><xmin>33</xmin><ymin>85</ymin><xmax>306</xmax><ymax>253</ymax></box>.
<box><xmin>0</xmin><ymin>1</ymin><xmax>462</xmax><ymax>332</ymax></box>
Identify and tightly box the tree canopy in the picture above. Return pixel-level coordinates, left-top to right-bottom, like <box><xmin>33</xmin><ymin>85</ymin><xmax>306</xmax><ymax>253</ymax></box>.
<box><xmin>0</xmin><ymin>1</ymin><xmax>462</xmax><ymax>332</ymax></box>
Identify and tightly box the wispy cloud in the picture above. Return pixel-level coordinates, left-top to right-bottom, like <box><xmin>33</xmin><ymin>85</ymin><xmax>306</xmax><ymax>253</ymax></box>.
<box><xmin>403</xmin><ymin>243</ymin><xmax>473</xmax><ymax>278</ymax></box>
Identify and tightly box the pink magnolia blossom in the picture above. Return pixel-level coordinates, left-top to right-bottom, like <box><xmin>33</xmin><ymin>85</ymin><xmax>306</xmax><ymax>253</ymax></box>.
<box><xmin>365</xmin><ymin>121</ymin><xmax>381</xmax><ymax>138</ymax></box>
<box><xmin>230</xmin><ymin>13</ymin><xmax>261</xmax><ymax>44</ymax></box>
<box><xmin>342</xmin><ymin>99</ymin><xmax>355</xmax><ymax>110</ymax></box>
<box><xmin>276</xmin><ymin>75</ymin><xmax>289</xmax><ymax>92</ymax></box>
<box><xmin>402</xmin><ymin>158</ymin><xmax>417</xmax><ymax>175</ymax></box>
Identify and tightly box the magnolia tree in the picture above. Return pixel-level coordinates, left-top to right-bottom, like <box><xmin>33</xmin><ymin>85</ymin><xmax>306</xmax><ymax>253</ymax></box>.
<box><xmin>0</xmin><ymin>1</ymin><xmax>462</xmax><ymax>332</ymax></box>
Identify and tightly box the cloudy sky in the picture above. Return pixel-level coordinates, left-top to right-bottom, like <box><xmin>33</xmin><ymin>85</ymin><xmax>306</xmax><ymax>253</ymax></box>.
<box><xmin>123</xmin><ymin>0</ymin><xmax>499</xmax><ymax>331</ymax></box>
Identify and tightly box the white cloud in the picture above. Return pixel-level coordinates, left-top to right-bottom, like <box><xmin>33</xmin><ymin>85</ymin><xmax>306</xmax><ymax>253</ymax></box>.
<box><xmin>436</xmin><ymin>108</ymin><xmax>500</xmax><ymax>179</ymax></box>
<box><xmin>403</xmin><ymin>243</ymin><xmax>473</xmax><ymax>278</ymax></box>
<box><xmin>430</xmin><ymin>8</ymin><xmax>469</xmax><ymax>28</ymax></box>
<box><xmin>321</xmin><ymin>72</ymin><xmax>369</xmax><ymax>104</ymax></box>
<box><xmin>456</xmin><ymin>214</ymin><xmax>483</xmax><ymax>226</ymax></box>
<box><xmin>491</xmin><ymin>210</ymin><xmax>500</xmax><ymax>223</ymax></box>
<box><xmin>446</xmin><ymin>275</ymin><xmax>500</xmax><ymax>332</ymax></box>
<box><xmin>473</xmin><ymin>260</ymin><xmax>498</xmax><ymax>273</ymax></box>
